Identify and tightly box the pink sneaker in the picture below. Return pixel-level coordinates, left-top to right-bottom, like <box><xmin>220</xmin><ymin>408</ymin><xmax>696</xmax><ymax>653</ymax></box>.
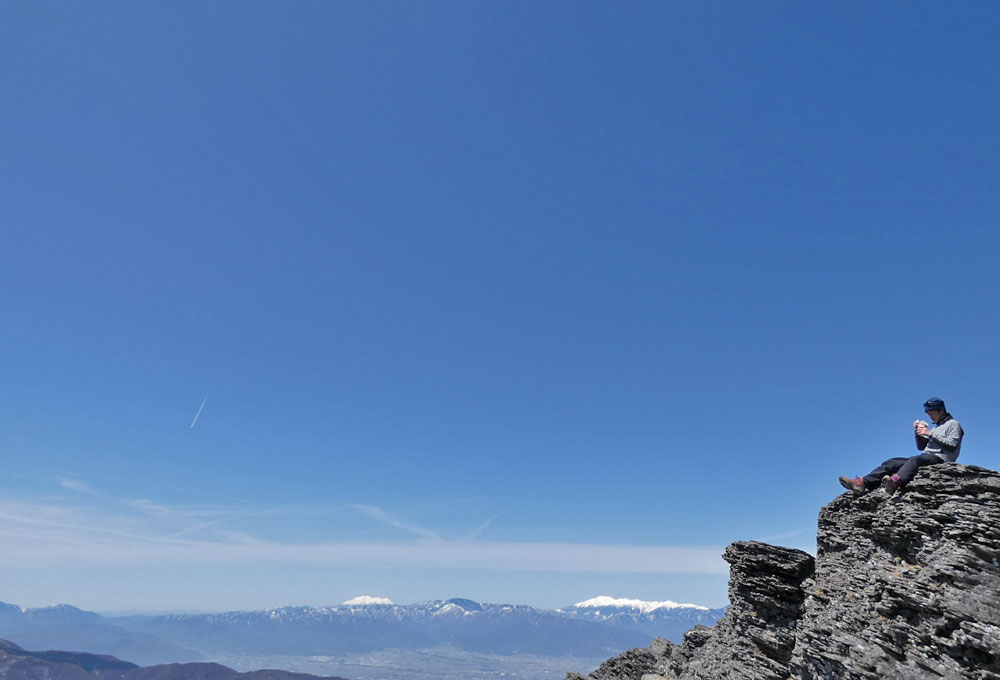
<box><xmin>881</xmin><ymin>474</ymin><xmax>901</xmax><ymax>494</ymax></box>
<box><xmin>838</xmin><ymin>476</ymin><xmax>866</xmax><ymax>493</ymax></box>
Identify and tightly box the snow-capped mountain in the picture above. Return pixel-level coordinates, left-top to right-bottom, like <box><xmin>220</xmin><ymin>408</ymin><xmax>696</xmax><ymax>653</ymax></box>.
<box><xmin>112</xmin><ymin>597</ymin><xmax>647</xmax><ymax>657</ymax></box>
<box><xmin>557</xmin><ymin>595</ymin><xmax>727</xmax><ymax>641</ymax></box>
<box><xmin>0</xmin><ymin>595</ymin><xmax>727</xmax><ymax>665</ymax></box>
<box><xmin>341</xmin><ymin>595</ymin><xmax>393</xmax><ymax>606</ymax></box>
<box><xmin>568</xmin><ymin>596</ymin><xmax>710</xmax><ymax>613</ymax></box>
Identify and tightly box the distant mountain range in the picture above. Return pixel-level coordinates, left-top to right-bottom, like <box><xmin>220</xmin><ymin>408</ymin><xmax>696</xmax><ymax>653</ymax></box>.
<box><xmin>0</xmin><ymin>603</ymin><xmax>201</xmax><ymax>666</ymax></box>
<box><xmin>0</xmin><ymin>638</ymin><xmax>345</xmax><ymax>680</ymax></box>
<box><xmin>0</xmin><ymin>596</ymin><xmax>726</xmax><ymax>668</ymax></box>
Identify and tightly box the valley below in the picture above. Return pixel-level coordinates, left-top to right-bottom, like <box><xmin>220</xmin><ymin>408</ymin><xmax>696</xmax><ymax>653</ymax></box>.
<box><xmin>211</xmin><ymin>647</ymin><xmax>606</xmax><ymax>680</ymax></box>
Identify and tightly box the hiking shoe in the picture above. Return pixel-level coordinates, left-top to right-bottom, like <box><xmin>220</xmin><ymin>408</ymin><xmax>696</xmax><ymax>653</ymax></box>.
<box><xmin>839</xmin><ymin>476</ymin><xmax>866</xmax><ymax>493</ymax></box>
<box><xmin>881</xmin><ymin>474</ymin><xmax>901</xmax><ymax>494</ymax></box>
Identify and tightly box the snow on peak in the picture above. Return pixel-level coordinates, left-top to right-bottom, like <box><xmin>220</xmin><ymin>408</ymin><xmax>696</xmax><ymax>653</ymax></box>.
<box><xmin>342</xmin><ymin>596</ymin><xmax>393</xmax><ymax>606</ymax></box>
<box><xmin>572</xmin><ymin>596</ymin><xmax>708</xmax><ymax>612</ymax></box>
<box><xmin>434</xmin><ymin>602</ymin><xmax>473</xmax><ymax>616</ymax></box>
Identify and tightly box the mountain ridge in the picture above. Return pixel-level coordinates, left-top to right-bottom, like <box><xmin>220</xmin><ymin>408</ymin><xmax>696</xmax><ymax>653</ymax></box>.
<box><xmin>0</xmin><ymin>638</ymin><xmax>346</xmax><ymax>680</ymax></box>
<box><xmin>564</xmin><ymin>597</ymin><xmax>710</xmax><ymax>613</ymax></box>
<box><xmin>0</xmin><ymin>595</ymin><xmax>726</xmax><ymax>666</ymax></box>
<box><xmin>110</xmin><ymin>598</ymin><xmax>663</xmax><ymax>657</ymax></box>
<box><xmin>0</xmin><ymin>603</ymin><xmax>202</xmax><ymax>667</ymax></box>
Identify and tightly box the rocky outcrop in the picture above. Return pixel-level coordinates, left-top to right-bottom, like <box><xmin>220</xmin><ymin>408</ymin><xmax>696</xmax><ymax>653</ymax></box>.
<box><xmin>791</xmin><ymin>463</ymin><xmax>1000</xmax><ymax>679</ymax></box>
<box><xmin>568</xmin><ymin>463</ymin><xmax>1000</xmax><ymax>680</ymax></box>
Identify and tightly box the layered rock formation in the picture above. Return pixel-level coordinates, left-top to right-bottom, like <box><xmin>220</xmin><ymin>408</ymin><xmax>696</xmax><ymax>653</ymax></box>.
<box><xmin>567</xmin><ymin>463</ymin><xmax>1000</xmax><ymax>680</ymax></box>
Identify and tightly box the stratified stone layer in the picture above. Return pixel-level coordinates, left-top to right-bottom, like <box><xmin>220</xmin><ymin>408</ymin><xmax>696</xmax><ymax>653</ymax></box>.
<box><xmin>790</xmin><ymin>464</ymin><xmax>1000</xmax><ymax>680</ymax></box>
<box><xmin>568</xmin><ymin>463</ymin><xmax>1000</xmax><ymax>680</ymax></box>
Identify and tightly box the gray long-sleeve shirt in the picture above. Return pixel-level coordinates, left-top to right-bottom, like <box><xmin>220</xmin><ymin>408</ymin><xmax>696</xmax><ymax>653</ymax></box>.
<box><xmin>916</xmin><ymin>414</ymin><xmax>963</xmax><ymax>462</ymax></box>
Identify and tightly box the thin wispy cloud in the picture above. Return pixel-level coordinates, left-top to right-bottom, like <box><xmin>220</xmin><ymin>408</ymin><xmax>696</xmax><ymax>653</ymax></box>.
<box><xmin>60</xmin><ymin>478</ymin><xmax>97</xmax><ymax>494</ymax></box>
<box><xmin>127</xmin><ymin>498</ymin><xmax>176</xmax><ymax>516</ymax></box>
<box><xmin>61</xmin><ymin>478</ymin><xmax>218</xmax><ymax>525</ymax></box>
<box><xmin>463</xmin><ymin>514</ymin><xmax>499</xmax><ymax>541</ymax></box>
<box><xmin>48</xmin><ymin>477</ymin><xmax>279</xmax><ymax>545</ymax></box>
<box><xmin>162</xmin><ymin>508</ymin><xmax>279</xmax><ymax>540</ymax></box>
<box><xmin>348</xmin><ymin>503</ymin><xmax>443</xmax><ymax>542</ymax></box>
<box><xmin>190</xmin><ymin>393</ymin><xmax>209</xmax><ymax>429</ymax></box>
<box><xmin>0</xmin><ymin>494</ymin><xmax>726</xmax><ymax>575</ymax></box>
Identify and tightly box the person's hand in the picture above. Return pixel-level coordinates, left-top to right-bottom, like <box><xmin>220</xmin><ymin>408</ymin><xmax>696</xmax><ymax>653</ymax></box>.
<box><xmin>915</xmin><ymin>422</ymin><xmax>931</xmax><ymax>436</ymax></box>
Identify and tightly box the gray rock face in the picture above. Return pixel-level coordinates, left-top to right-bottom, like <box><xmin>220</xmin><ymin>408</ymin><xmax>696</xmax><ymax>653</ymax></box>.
<box><xmin>680</xmin><ymin>542</ymin><xmax>813</xmax><ymax>680</ymax></box>
<box><xmin>791</xmin><ymin>463</ymin><xmax>1000</xmax><ymax>680</ymax></box>
<box><xmin>568</xmin><ymin>463</ymin><xmax>1000</xmax><ymax>680</ymax></box>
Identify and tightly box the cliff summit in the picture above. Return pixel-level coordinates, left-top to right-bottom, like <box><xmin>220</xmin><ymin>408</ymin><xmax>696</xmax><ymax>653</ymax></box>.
<box><xmin>569</xmin><ymin>463</ymin><xmax>1000</xmax><ymax>680</ymax></box>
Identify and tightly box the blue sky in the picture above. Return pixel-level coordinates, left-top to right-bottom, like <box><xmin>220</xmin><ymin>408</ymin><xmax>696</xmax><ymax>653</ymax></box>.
<box><xmin>2</xmin><ymin>2</ymin><xmax>999</xmax><ymax>613</ymax></box>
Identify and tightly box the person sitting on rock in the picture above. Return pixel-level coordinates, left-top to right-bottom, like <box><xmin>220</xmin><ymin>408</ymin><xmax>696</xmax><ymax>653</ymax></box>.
<box><xmin>839</xmin><ymin>397</ymin><xmax>963</xmax><ymax>494</ymax></box>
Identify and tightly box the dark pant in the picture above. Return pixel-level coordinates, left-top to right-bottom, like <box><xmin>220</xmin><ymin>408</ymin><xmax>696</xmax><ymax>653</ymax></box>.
<box><xmin>863</xmin><ymin>453</ymin><xmax>943</xmax><ymax>488</ymax></box>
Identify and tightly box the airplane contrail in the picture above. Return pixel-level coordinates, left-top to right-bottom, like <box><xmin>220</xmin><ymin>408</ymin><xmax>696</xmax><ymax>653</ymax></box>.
<box><xmin>190</xmin><ymin>394</ymin><xmax>209</xmax><ymax>429</ymax></box>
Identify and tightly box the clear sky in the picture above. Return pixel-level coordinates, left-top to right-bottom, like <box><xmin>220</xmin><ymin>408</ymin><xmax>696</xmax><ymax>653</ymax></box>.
<box><xmin>2</xmin><ymin>2</ymin><xmax>999</xmax><ymax>614</ymax></box>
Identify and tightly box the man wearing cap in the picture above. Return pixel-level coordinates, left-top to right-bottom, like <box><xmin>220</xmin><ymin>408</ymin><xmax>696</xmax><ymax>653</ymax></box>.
<box><xmin>839</xmin><ymin>398</ymin><xmax>964</xmax><ymax>494</ymax></box>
